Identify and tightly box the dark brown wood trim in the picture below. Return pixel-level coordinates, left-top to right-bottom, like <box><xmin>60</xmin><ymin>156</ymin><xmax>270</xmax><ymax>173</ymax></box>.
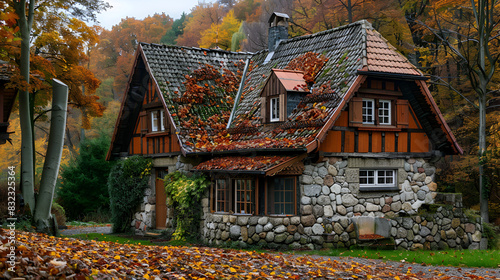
<box><xmin>381</xmin><ymin>132</ymin><xmax>385</xmax><ymax>152</ymax></box>
<box><xmin>395</xmin><ymin>132</ymin><xmax>399</xmax><ymax>152</ymax></box>
<box><xmin>357</xmin><ymin>126</ymin><xmax>401</xmax><ymax>132</ymax></box>
<box><xmin>357</xmin><ymin>88</ymin><xmax>403</xmax><ymax>96</ymax></box>
<box><xmin>323</xmin><ymin>151</ymin><xmax>438</xmax><ymax>158</ymax></box>
<box><xmin>368</xmin><ymin>132</ymin><xmax>372</xmax><ymax>153</ymax></box>
<box><xmin>354</xmin><ymin>131</ymin><xmax>358</xmax><ymax>153</ymax></box>
<box><xmin>407</xmin><ymin>131</ymin><xmax>411</xmax><ymax>152</ymax></box>
<box><xmin>341</xmin><ymin>130</ymin><xmax>345</xmax><ymax>152</ymax></box>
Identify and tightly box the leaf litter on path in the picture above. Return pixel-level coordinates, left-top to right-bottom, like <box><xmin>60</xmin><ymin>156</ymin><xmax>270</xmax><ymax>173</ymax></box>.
<box><xmin>0</xmin><ymin>229</ymin><xmax>497</xmax><ymax>279</ymax></box>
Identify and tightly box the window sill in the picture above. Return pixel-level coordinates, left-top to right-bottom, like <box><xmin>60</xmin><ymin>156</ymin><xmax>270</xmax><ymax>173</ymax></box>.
<box><xmin>146</xmin><ymin>131</ymin><xmax>169</xmax><ymax>137</ymax></box>
<box><xmin>360</xmin><ymin>186</ymin><xmax>399</xmax><ymax>192</ymax></box>
<box><xmin>357</xmin><ymin>126</ymin><xmax>401</xmax><ymax>132</ymax></box>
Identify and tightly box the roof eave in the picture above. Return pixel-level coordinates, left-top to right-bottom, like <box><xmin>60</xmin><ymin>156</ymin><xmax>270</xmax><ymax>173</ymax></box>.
<box><xmin>356</xmin><ymin>70</ymin><xmax>428</xmax><ymax>81</ymax></box>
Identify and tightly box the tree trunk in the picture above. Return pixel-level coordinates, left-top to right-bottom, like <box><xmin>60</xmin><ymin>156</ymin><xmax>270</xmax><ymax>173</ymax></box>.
<box><xmin>478</xmin><ymin>94</ymin><xmax>489</xmax><ymax>223</ymax></box>
<box><xmin>34</xmin><ymin>79</ymin><xmax>68</xmax><ymax>234</ymax></box>
<box><xmin>15</xmin><ymin>0</ymin><xmax>36</xmax><ymax>215</ymax></box>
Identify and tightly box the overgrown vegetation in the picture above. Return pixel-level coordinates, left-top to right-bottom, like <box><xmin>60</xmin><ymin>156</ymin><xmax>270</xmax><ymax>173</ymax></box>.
<box><xmin>108</xmin><ymin>156</ymin><xmax>152</xmax><ymax>233</ymax></box>
<box><xmin>57</xmin><ymin>134</ymin><xmax>115</xmax><ymax>220</ymax></box>
<box><xmin>164</xmin><ymin>171</ymin><xmax>209</xmax><ymax>241</ymax></box>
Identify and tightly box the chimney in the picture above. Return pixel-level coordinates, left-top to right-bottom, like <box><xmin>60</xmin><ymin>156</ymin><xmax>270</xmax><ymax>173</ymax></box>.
<box><xmin>268</xmin><ymin>12</ymin><xmax>289</xmax><ymax>52</ymax></box>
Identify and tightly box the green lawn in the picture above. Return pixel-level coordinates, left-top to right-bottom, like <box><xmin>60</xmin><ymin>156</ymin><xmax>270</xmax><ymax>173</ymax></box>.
<box><xmin>295</xmin><ymin>248</ymin><xmax>500</xmax><ymax>268</ymax></box>
<box><xmin>69</xmin><ymin>233</ymin><xmax>500</xmax><ymax>268</ymax></box>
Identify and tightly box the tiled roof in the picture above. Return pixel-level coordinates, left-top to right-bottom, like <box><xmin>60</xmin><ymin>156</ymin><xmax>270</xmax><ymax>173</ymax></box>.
<box><xmin>195</xmin><ymin>154</ymin><xmax>306</xmax><ymax>175</ymax></box>
<box><xmin>209</xmin><ymin>20</ymin><xmax>423</xmax><ymax>153</ymax></box>
<box><xmin>138</xmin><ymin>20</ymin><xmax>426</xmax><ymax>154</ymax></box>
<box><xmin>140</xmin><ymin>44</ymin><xmax>252</xmax><ymax>152</ymax></box>
<box><xmin>273</xmin><ymin>69</ymin><xmax>308</xmax><ymax>92</ymax></box>
<box><xmin>363</xmin><ymin>29</ymin><xmax>421</xmax><ymax>75</ymax></box>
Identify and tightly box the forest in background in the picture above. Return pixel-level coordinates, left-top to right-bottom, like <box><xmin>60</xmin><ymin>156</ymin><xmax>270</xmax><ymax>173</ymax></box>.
<box><xmin>1</xmin><ymin>0</ymin><xmax>499</xmax><ymax>224</ymax></box>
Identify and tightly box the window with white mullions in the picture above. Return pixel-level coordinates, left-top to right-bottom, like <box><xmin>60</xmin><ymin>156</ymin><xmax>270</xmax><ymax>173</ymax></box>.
<box><xmin>360</xmin><ymin>169</ymin><xmax>396</xmax><ymax>190</ymax></box>
<box><xmin>378</xmin><ymin>100</ymin><xmax>391</xmax><ymax>125</ymax></box>
<box><xmin>270</xmin><ymin>97</ymin><xmax>280</xmax><ymax>122</ymax></box>
<box><xmin>362</xmin><ymin>99</ymin><xmax>374</xmax><ymax>124</ymax></box>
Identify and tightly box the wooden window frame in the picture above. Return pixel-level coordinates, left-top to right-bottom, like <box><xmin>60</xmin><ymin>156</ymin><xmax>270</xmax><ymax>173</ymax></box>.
<box><xmin>211</xmin><ymin>177</ymin><xmax>258</xmax><ymax>215</ymax></box>
<box><xmin>234</xmin><ymin>179</ymin><xmax>256</xmax><ymax>215</ymax></box>
<box><xmin>266</xmin><ymin>176</ymin><xmax>298</xmax><ymax>216</ymax></box>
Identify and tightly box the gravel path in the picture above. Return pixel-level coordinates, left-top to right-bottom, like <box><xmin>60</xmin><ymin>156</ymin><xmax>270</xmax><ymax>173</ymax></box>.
<box><xmin>59</xmin><ymin>226</ymin><xmax>499</xmax><ymax>279</ymax></box>
<box><xmin>59</xmin><ymin>225</ymin><xmax>112</xmax><ymax>236</ymax></box>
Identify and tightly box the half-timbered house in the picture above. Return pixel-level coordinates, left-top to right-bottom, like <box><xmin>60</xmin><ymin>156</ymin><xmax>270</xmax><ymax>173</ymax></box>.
<box><xmin>109</xmin><ymin>14</ymin><xmax>484</xmax><ymax>250</ymax></box>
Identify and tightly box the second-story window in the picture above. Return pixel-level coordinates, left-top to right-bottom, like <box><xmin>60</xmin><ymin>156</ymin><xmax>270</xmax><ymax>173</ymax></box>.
<box><xmin>378</xmin><ymin>100</ymin><xmax>391</xmax><ymax>125</ymax></box>
<box><xmin>362</xmin><ymin>99</ymin><xmax>374</xmax><ymax>124</ymax></box>
<box><xmin>151</xmin><ymin>110</ymin><xmax>165</xmax><ymax>132</ymax></box>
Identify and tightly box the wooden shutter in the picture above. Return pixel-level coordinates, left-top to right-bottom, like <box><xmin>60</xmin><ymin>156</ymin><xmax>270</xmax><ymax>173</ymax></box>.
<box><xmin>261</xmin><ymin>97</ymin><xmax>267</xmax><ymax>122</ymax></box>
<box><xmin>279</xmin><ymin>93</ymin><xmax>286</xmax><ymax>121</ymax></box>
<box><xmin>139</xmin><ymin>111</ymin><xmax>148</xmax><ymax>134</ymax></box>
<box><xmin>349</xmin><ymin>97</ymin><xmax>363</xmax><ymax>127</ymax></box>
<box><xmin>396</xmin><ymin>99</ymin><xmax>409</xmax><ymax>128</ymax></box>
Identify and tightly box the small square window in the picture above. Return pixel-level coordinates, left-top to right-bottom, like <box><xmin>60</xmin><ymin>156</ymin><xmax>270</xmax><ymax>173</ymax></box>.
<box><xmin>362</xmin><ymin>99</ymin><xmax>374</xmax><ymax>124</ymax></box>
<box><xmin>378</xmin><ymin>100</ymin><xmax>391</xmax><ymax>125</ymax></box>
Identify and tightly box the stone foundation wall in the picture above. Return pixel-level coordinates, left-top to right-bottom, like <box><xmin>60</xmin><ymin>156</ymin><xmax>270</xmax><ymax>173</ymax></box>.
<box><xmin>390</xmin><ymin>194</ymin><xmax>483</xmax><ymax>250</ymax></box>
<box><xmin>201</xmin><ymin>157</ymin><xmax>482</xmax><ymax>250</ymax></box>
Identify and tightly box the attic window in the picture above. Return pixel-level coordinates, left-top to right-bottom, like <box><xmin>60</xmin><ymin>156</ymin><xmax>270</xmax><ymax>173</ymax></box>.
<box><xmin>150</xmin><ymin>110</ymin><xmax>165</xmax><ymax>132</ymax></box>
<box><xmin>270</xmin><ymin>97</ymin><xmax>280</xmax><ymax>122</ymax></box>
<box><xmin>260</xmin><ymin>69</ymin><xmax>308</xmax><ymax>123</ymax></box>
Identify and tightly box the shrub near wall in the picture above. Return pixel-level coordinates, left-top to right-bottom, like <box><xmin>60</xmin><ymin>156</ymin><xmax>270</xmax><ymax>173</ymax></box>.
<box><xmin>164</xmin><ymin>171</ymin><xmax>209</xmax><ymax>240</ymax></box>
<box><xmin>108</xmin><ymin>156</ymin><xmax>152</xmax><ymax>233</ymax></box>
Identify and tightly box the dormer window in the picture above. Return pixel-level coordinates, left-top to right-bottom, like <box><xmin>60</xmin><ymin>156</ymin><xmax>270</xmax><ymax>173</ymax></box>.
<box><xmin>261</xmin><ymin>69</ymin><xmax>308</xmax><ymax>123</ymax></box>
<box><xmin>270</xmin><ymin>97</ymin><xmax>280</xmax><ymax>122</ymax></box>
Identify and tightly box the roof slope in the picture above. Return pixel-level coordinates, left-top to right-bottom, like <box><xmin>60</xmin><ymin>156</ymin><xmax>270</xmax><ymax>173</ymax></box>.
<box><xmin>208</xmin><ymin>20</ymin><xmax>423</xmax><ymax>153</ymax></box>
<box><xmin>141</xmin><ymin>44</ymin><xmax>252</xmax><ymax>153</ymax></box>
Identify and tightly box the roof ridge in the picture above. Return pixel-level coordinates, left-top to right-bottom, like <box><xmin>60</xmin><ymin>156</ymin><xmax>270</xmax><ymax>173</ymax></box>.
<box><xmin>139</xmin><ymin>42</ymin><xmax>255</xmax><ymax>56</ymax></box>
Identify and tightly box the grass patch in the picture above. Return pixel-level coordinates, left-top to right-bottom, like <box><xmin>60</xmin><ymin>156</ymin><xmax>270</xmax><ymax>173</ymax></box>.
<box><xmin>294</xmin><ymin>248</ymin><xmax>500</xmax><ymax>268</ymax></box>
<box><xmin>66</xmin><ymin>221</ymin><xmax>110</xmax><ymax>227</ymax></box>
<box><xmin>69</xmin><ymin>232</ymin><xmax>186</xmax><ymax>247</ymax></box>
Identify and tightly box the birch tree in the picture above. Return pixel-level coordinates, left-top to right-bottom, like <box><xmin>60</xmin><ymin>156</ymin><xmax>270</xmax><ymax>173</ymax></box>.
<box><xmin>11</xmin><ymin>0</ymin><xmax>109</xmax><ymax>234</ymax></box>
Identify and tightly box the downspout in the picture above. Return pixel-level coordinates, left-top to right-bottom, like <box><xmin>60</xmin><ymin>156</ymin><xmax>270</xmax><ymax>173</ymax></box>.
<box><xmin>227</xmin><ymin>57</ymin><xmax>251</xmax><ymax>129</ymax></box>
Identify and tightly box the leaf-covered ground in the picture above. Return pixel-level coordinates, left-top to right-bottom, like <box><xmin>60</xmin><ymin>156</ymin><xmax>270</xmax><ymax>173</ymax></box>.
<box><xmin>0</xmin><ymin>229</ymin><xmax>497</xmax><ymax>279</ymax></box>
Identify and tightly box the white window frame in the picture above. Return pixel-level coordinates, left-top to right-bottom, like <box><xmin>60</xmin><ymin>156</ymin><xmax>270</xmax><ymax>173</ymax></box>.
<box><xmin>151</xmin><ymin>111</ymin><xmax>159</xmax><ymax>132</ymax></box>
<box><xmin>378</xmin><ymin>100</ymin><xmax>391</xmax><ymax>125</ymax></box>
<box><xmin>160</xmin><ymin>110</ymin><xmax>165</xmax><ymax>131</ymax></box>
<box><xmin>151</xmin><ymin>110</ymin><xmax>165</xmax><ymax>132</ymax></box>
<box><xmin>270</xmin><ymin>97</ymin><xmax>280</xmax><ymax>122</ymax></box>
<box><xmin>362</xmin><ymin>98</ymin><xmax>374</xmax><ymax>124</ymax></box>
<box><xmin>359</xmin><ymin>169</ymin><xmax>396</xmax><ymax>189</ymax></box>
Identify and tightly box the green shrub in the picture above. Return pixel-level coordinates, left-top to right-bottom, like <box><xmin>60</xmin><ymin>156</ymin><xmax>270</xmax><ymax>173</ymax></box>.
<box><xmin>51</xmin><ymin>201</ymin><xmax>66</xmax><ymax>227</ymax></box>
<box><xmin>57</xmin><ymin>134</ymin><xmax>115</xmax><ymax>220</ymax></box>
<box><xmin>164</xmin><ymin>171</ymin><xmax>209</xmax><ymax>241</ymax></box>
<box><xmin>108</xmin><ymin>156</ymin><xmax>152</xmax><ymax>233</ymax></box>
<box><xmin>483</xmin><ymin>222</ymin><xmax>499</xmax><ymax>249</ymax></box>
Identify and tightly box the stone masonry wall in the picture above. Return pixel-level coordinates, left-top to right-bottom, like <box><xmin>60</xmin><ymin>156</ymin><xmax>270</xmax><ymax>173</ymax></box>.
<box><xmin>390</xmin><ymin>194</ymin><xmax>483</xmax><ymax>250</ymax></box>
<box><xmin>201</xmin><ymin>157</ymin><xmax>482</xmax><ymax>250</ymax></box>
<box><xmin>131</xmin><ymin>156</ymin><xmax>193</xmax><ymax>235</ymax></box>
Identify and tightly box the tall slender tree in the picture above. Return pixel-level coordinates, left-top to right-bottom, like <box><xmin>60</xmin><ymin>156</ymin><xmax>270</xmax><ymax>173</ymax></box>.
<box><xmin>10</xmin><ymin>0</ymin><xmax>109</xmax><ymax>234</ymax></box>
<box><xmin>416</xmin><ymin>0</ymin><xmax>500</xmax><ymax>224</ymax></box>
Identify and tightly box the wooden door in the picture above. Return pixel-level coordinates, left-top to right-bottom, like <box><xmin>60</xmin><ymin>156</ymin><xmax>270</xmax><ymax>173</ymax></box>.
<box><xmin>155</xmin><ymin>170</ymin><xmax>168</xmax><ymax>229</ymax></box>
